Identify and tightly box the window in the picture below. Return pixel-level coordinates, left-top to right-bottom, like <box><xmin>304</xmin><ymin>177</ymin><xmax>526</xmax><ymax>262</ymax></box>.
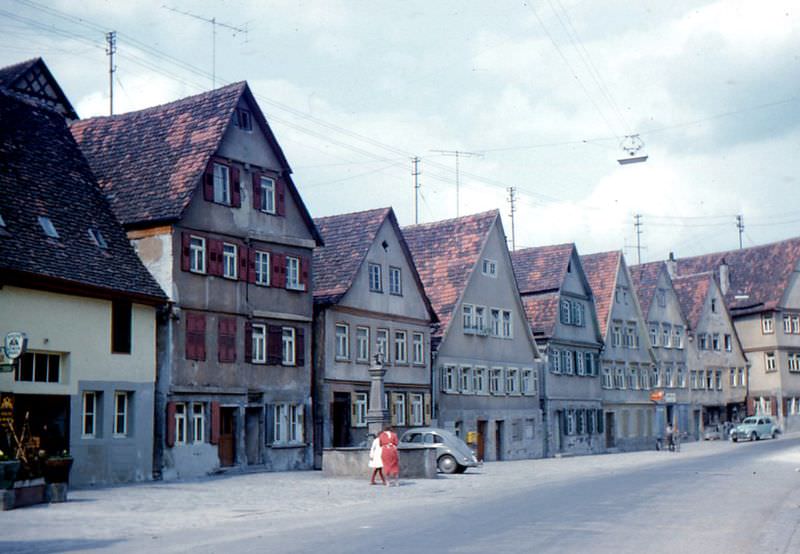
<box><xmin>15</xmin><ymin>352</ymin><xmax>61</xmax><ymax>383</ymax></box>
<box><xmin>393</xmin><ymin>394</ymin><xmax>406</xmax><ymax>426</ymax></box>
<box><xmin>649</xmin><ymin>324</ymin><xmax>658</xmax><ymax>347</ymax></box>
<box><xmin>762</xmin><ymin>314</ymin><xmax>774</xmax><ymax>334</ymax></box>
<box><xmin>706</xmin><ymin>370</ymin><xmax>713</xmax><ymax>390</ymax></box>
<box><xmin>576</xmin><ymin>409</ymin><xmax>586</xmax><ymax>435</ymax></box>
<box><xmin>673</xmin><ymin>326</ymin><xmax>683</xmax><ymax>349</ymax></box>
<box><xmin>502</xmin><ymin>310</ymin><xmax>513</xmax><ymax>338</ymax></box>
<box><xmin>462</xmin><ymin>304</ymin><xmax>474</xmax><ymax>332</ymax></box>
<box><xmin>376</xmin><ymin>329</ymin><xmax>389</xmax><ymax>364</ymax></box>
<box><xmin>412</xmin><ymin>332</ymin><xmax>424</xmax><ymax>365</ymax></box>
<box><xmin>185</xmin><ymin>313</ymin><xmax>206</xmax><ymax>361</ymax></box>
<box><xmin>356</xmin><ymin>327</ymin><xmax>370</xmax><ymax>362</ymax></box>
<box><xmin>174</xmin><ymin>403</ymin><xmax>187</xmax><ymax>444</ymax></box>
<box><xmin>784</xmin><ymin>315</ymin><xmax>792</xmax><ymax>334</ymax></box>
<box><xmin>739</xmin><ymin>368</ymin><xmax>746</xmax><ymax>387</ymax></box>
<box><xmin>459</xmin><ymin>366</ymin><xmax>472</xmax><ymax>393</ymax></box>
<box><xmin>711</xmin><ymin>298</ymin><xmax>717</xmax><ymax>313</ymax></box>
<box><xmin>213</xmin><ymin>163</ymin><xmax>231</xmax><ymax>204</ymax></box>
<box><xmin>730</xmin><ymin>368</ymin><xmax>737</xmax><ymax>387</ymax></box>
<box><xmin>474</xmin><ymin>306</ymin><xmax>486</xmax><ymax>333</ymax></box>
<box><xmin>490</xmin><ymin>368</ymin><xmax>503</xmax><ymax>395</ymax></box>
<box><xmin>662</xmin><ymin>324</ymin><xmax>671</xmax><ymax>348</ymax></box>
<box><xmin>506</xmin><ymin>368</ymin><xmax>519</xmax><ymax>394</ymax></box>
<box><xmin>566</xmin><ymin>410</ymin><xmax>576</xmax><ymax>435</ymax></box>
<box><xmin>793</xmin><ymin>316</ymin><xmax>800</xmax><ymax>334</ymax></box>
<box><xmin>191</xmin><ymin>402</ymin><xmax>205</xmax><ymax>443</ymax></box>
<box><xmin>254</xmin><ymin>251</ymin><xmax>270</xmax><ymax>285</ymax></box>
<box><xmin>223</xmin><ymin>243</ymin><xmax>238</xmax><ymax>279</ymax></box>
<box><xmin>394</xmin><ymin>331</ymin><xmax>407</xmax><ymax>364</ymax></box>
<box><xmin>83</xmin><ymin>391</ymin><xmax>97</xmax><ymax>437</ymax></box>
<box><xmin>690</xmin><ymin>370</ymin><xmax>698</xmax><ymax>390</ymax></box>
<box><xmin>258</xmin><ymin>176</ymin><xmax>276</xmax><ymax>214</ymax></box>
<box><xmin>615</xmin><ymin>367</ymin><xmax>625</xmax><ymax>389</ymax></box>
<box><xmin>273</xmin><ymin>403</ymin><xmax>304</xmax><ymax>445</ymax></box>
<box><xmin>189</xmin><ymin>236</ymin><xmax>206</xmax><ymax>273</ymax></box>
<box><xmin>585</xmin><ymin>352</ymin><xmax>596</xmax><ymax>376</ymax></box>
<box><xmin>657</xmin><ymin>288</ymin><xmax>666</xmax><ymax>307</ymax></box>
<box><xmin>389</xmin><ymin>266</ymin><xmax>402</xmax><ymax>295</ymax></box>
<box><xmin>550</xmin><ymin>349</ymin><xmax>561</xmax><ymax>374</ymax></box>
<box><xmin>252</xmin><ymin>324</ymin><xmax>266</xmax><ymax>363</ymax></box>
<box><xmin>788</xmin><ymin>353</ymin><xmax>800</xmax><ymax>372</ymax></box>
<box><xmin>560</xmin><ymin>299</ymin><xmax>572</xmax><ymax>325</ymax></box>
<box><xmin>712</xmin><ymin>333</ymin><xmax>720</xmax><ymax>351</ymax></box>
<box><xmin>698</xmin><ymin>333</ymin><xmax>708</xmax><ymax>350</ymax></box>
<box><xmin>482</xmin><ymin>258</ymin><xmax>497</xmax><ymax>277</ymax></box>
<box><xmin>655</xmin><ymin>367</ymin><xmax>663</xmax><ymax>388</ymax></box>
<box><xmin>489</xmin><ymin>309</ymin><xmax>501</xmax><ymax>336</ymax></box>
<box><xmin>286</xmin><ymin>256</ymin><xmax>303</xmax><ymax>290</ymax></box>
<box><xmin>664</xmin><ymin>365</ymin><xmax>673</xmax><ymax>388</ymax></box>
<box><xmin>335</xmin><ymin>323</ymin><xmax>350</xmax><ymax>360</ymax></box>
<box><xmin>473</xmin><ymin>367</ymin><xmax>487</xmax><ymax>394</ymax></box>
<box><xmin>410</xmin><ymin>393</ymin><xmax>424</xmax><ymax>426</ymax></box>
<box><xmin>114</xmin><ymin>392</ymin><xmax>128</xmax><ymax>437</ymax></box>
<box><xmin>38</xmin><ymin>216</ymin><xmax>59</xmax><ymax>238</ymax></box>
<box><xmin>522</xmin><ymin>368</ymin><xmax>537</xmax><ymax>394</ymax></box>
<box><xmin>651</xmin><ymin>367</ymin><xmax>658</xmax><ymax>389</ymax></box>
<box><xmin>563</xmin><ymin>351</ymin><xmax>574</xmax><ymax>375</ymax></box>
<box><xmin>612</xmin><ymin>323</ymin><xmax>622</xmax><ymax>347</ymax></box>
<box><xmin>724</xmin><ymin>334</ymin><xmax>732</xmax><ymax>352</ymax></box>
<box><xmin>629</xmin><ymin>367</ymin><xmax>638</xmax><ymax>389</ymax></box>
<box><xmin>88</xmin><ymin>227</ymin><xmax>108</xmax><ymax>249</ymax></box>
<box><xmin>352</xmin><ymin>392</ymin><xmax>368</xmax><ymax>427</ymax></box>
<box><xmin>235</xmin><ymin>108</ymin><xmax>252</xmax><ymax>130</ymax></box>
<box><xmin>576</xmin><ymin>352</ymin><xmax>586</xmax><ymax>376</ymax></box>
<box><xmin>677</xmin><ymin>366</ymin><xmax>686</xmax><ymax>388</ymax></box>
<box><xmin>715</xmin><ymin>370</ymin><xmax>722</xmax><ymax>391</ymax></box>
<box><xmin>602</xmin><ymin>366</ymin><xmax>612</xmax><ymax>389</ymax></box>
<box><xmin>369</xmin><ymin>263</ymin><xmax>382</xmax><ymax>292</ymax></box>
<box><xmin>625</xmin><ymin>325</ymin><xmax>637</xmax><ymax>349</ymax></box>
<box><xmin>572</xmin><ymin>302</ymin><xmax>584</xmax><ymax>327</ymax></box>
<box><xmin>442</xmin><ymin>366</ymin><xmax>456</xmax><ymax>392</ymax></box>
<box><xmin>640</xmin><ymin>368</ymin><xmax>650</xmax><ymax>390</ymax></box>
<box><xmin>282</xmin><ymin>327</ymin><xmax>296</xmax><ymax>365</ymax></box>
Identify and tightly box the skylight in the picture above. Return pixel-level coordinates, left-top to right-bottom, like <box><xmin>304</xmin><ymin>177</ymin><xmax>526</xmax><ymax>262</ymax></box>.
<box><xmin>38</xmin><ymin>216</ymin><xmax>59</xmax><ymax>238</ymax></box>
<box><xmin>0</xmin><ymin>213</ymin><xmax>5</xmax><ymax>228</ymax></box>
<box><xmin>88</xmin><ymin>228</ymin><xmax>108</xmax><ymax>249</ymax></box>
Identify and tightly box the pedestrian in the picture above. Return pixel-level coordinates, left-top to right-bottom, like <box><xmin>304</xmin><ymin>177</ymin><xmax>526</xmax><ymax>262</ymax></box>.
<box><xmin>379</xmin><ymin>425</ymin><xmax>400</xmax><ymax>487</ymax></box>
<box><xmin>666</xmin><ymin>422</ymin><xmax>674</xmax><ymax>452</ymax></box>
<box><xmin>368</xmin><ymin>435</ymin><xmax>386</xmax><ymax>485</ymax></box>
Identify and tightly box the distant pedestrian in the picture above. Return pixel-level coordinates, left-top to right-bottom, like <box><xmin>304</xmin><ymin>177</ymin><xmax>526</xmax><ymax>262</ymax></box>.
<box><xmin>666</xmin><ymin>423</ymin><xmax>675</xmax><ymax>452</ymax></box>
<box><xmin>379</xmin><ymin>425</ymin><xmax>400</xmax><ymax>486</ymax></box>
<box><xmin>368</xmin><ymin>435</ymin><xmax>386</xmax><ymax>485</ymax></box>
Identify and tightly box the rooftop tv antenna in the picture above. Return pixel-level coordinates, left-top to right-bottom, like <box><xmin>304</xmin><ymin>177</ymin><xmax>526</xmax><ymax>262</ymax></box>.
<box><xmin>617</xmin><ymin>134</ymin><xmax>648</xmax><ymax>165</ymax></box>
<box><xmin>430</xmin><ymin>150</ymin><xmax>483</xmax><ymax>217</ymax></box>
<box><xmin>162</xmin><ymin>5</ymin><xmax>248</xmax><ymax>89</ymax></box>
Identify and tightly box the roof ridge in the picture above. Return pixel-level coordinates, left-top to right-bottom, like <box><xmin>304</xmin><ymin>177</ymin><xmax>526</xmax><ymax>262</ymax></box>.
<box><xmin>403</xmin><ymin>208</ymin><xmax>498</xmax><ymax>230</ymax></box>
<box><xmin>314</xmin><ymin>206</ymin><xmax>391</xmax><ymax>223</ymax></box>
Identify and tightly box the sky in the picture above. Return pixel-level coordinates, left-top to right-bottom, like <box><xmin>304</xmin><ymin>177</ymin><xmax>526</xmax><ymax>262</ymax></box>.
<box><xmin>1</xmin><ymin>0</ymin><xmax>798</xmax><ymax>262</ymax></box>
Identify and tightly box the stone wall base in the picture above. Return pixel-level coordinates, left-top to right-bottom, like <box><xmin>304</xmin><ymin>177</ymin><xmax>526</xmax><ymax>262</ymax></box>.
<box><xmin>322</xmin><ymin>447</ymin><xmax>437</xmax><ymax>479</ymax></box>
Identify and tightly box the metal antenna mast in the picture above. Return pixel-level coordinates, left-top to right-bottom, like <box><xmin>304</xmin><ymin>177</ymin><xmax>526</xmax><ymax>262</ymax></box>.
<box><xmin>634</xmin><ymin>213</ymin><xmax>643</xmax><ymax>265</ymax></box>
<box><xmin>507</xmin><ymin>186</ymin><xmax>517</xmax><ymax>251</ymax></box>
<box><xmin>105</xmin><ymin>31</ymin><xmax>116</xmax><ymax>115</ymax></box>
<box><xmin>412</xmin><ymin>157</ymin><xmax>421</xmax><ymax>224</ymax></box>
<box><xmin>430</xmin><ymin>150</ymin><xmax>482</xmax><ymax>217</ymax></box>
<box><xmin>736</xmin><ymin>214</ymin><xmax>744</xmax><ymax>249</ymax></box>
<box><xmin>162</xmin><ymin>6</ymin><xmax>248</xmax><ymax>88</ymax></box>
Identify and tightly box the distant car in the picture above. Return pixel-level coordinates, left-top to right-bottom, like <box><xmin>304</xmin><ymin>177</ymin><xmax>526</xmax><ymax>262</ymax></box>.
<box><xmin>703</xmin><ymin>424</ymin><xmax>723</xmax><ymax>441</ymax></box>
<box><xmin>730</xmin><ymin>416</ymin><xmax>780</xmax><ymax>442</ymax></box>
<box><xmin>399</xmin><ymin>427</ymin><xmax>480</xmax><ymax>474</ymax></box>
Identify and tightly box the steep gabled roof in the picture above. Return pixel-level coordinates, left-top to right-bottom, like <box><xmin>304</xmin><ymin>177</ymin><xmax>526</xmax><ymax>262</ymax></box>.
<box><xmin>403</xmin><ymin>210</ymin><xmax>498</xmax><ymax>337</ymax></box>
<box><xmin>0</xmin><ymin>57</ymin><xmax>77</xmax><ymax>120</ymax></box>
<box><xmin>70</xmin><ymin>82</ymin><xmax>322</xmax><ymax>243</ymax></box>
<box><xmin>674</xmin><ymin>237</ymin><xmax>800</xmax><ymax>316</ymax></box>
<box><xmin>630</xmin><ymin>260</ymin><xmax>665</xmax><ymax>317</ymax></box>
<box><xmin>0</xmin><ymin>89</ymin><xmax>166</xmax><ymax>303</ymax></box>
<box><xmin>511</xmin><ymin>243</ymin><xmax>574</xmax><ymax>294</ymax></box>
<box><xmin>521</xmin><ymin>292</ymin><xmax>560</xmax><ymax>337</ymax></box>
<box><xmin>580</xmin><ymin>250</ymin><xmax>621</xmax><ymax>337</ymax></box>
<box><xmin>671</xmin><ymin>272</ymin><xmax>712</xmax><ymax>330</ymax></box>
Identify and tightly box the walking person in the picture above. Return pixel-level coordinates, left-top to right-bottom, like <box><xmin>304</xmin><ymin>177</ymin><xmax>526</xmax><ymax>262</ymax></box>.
<box><xmin>379</xmin><ymin>425</ymin><xmax>400</xmax><ymax>487</ymax></box>
<box><xmin>368</xmin><ymin>435</ymin><xmax>386</xmax><ymax>485</ymax></box>
<box><xmin>666</xmin><ymin>422</ymin><xmax>675</xmax><ymax>452</ymax></box>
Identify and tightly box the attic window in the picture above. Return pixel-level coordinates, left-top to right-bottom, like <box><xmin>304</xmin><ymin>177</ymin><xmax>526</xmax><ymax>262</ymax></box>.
<box><xmin>38</xmin><ymin>216</ymin><xmax>59</xmax><ymax>238</ymax></box>
<box><xmin>89</xmin><ymin>228</ymin><xmax>108</xmax><ymax>249</ymax></box>
<box><xmin>0</xmin><ymin>213</ymin><xmax>5</xmax><ymax>228</ymax></box>
<box><xmin>235</xmin><ymin>109</ymin><xmax>252</xmax><ymax>131</ymax></box>
<box><xmin>567</xmin><ymin>261</ymin><xmax>572</xmax><ymax>273</ymax></box>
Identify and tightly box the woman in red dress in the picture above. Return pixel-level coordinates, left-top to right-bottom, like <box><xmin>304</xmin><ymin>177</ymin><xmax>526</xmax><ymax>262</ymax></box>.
<box><xmin>379</xmin><ymin>425</ymin><xmax>400</xmax><ymax>486</ymax></box>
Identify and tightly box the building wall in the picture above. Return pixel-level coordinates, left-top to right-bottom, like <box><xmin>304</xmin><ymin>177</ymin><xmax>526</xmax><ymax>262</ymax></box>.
<box><xmin>0</xmin><ymin>286</ymin><xmax>157</xmax><ymax>487</ymax></box>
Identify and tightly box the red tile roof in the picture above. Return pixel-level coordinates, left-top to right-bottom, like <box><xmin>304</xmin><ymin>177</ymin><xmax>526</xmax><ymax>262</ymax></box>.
<box><xmin>403</xmin><ymin>210</ymin><xmax>498</xmax><ymax>337</ymax></box>
<box><xmin>511</xmin><ymin>243</ymin><xmax>574</xmax><ymax>294</ymax></box>
<box><xmin>521</xmin><ymin>292</ymin><xmax>560</xmax><ymax>337</ymax></box>
<box><xmin>671</xmin><ymin>272</ymin><xmax>712</xmax><ymax>330</ymax></box>
<box><xmin>674</xmin><ymin>238</ymin><xmax>800</xmax><ymax>316</ymax></box>
<box><xmin>580</xmin><ymin>250</ymin><xmax>621</xmax><ymax>337</ymax></box>
<box><xmin>313</xmin><ymin>207</ymin><xmax>391</xmax><ymax>304</ymax></box>
<box><xmin>630</xmin><ymin>261</ymin><xmax>665</xmax><ymax>317</ymax></box>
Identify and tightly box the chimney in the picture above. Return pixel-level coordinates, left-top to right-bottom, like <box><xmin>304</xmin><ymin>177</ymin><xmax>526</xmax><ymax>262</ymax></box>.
<box><xmin>666</xmin><ymin>251</ymin><xmax>677</xmax><ymax>278</ymax></box>
<box><xmin>719</xmin><ymin>258</ymin><xmax>730</xmax><ymax>295</ymax></box>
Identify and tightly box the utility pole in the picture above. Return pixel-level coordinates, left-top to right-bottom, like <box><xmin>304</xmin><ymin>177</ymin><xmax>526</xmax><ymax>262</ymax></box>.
<box><xmin>105</xmin><ymin>31</ymin><xmax>116</xmax><ymax>115</ymax></box>
<box><xmin>634</xmin><ymin>213</ymin><xmax>643</xmax><ymax>265</ymax></box>
<box><xmin>736</xmin><ymin>214</ymin><xmax>744</xmax><ymax>249</ymax></box>
<box><xmin>507</xmin><ymin>186</ymin><xmax>517</xmax><ymax>251</ymax></box>
<box><xmin>162</xmin><ymin>6</ymin><xmax>247</xmax><ymax>89</ymax></box>
<box><xmin>430</xmin><ymin>150</ymin><xmax>482</xmax><ymax>217</ymax></box>
<box><xmin>412</xmin><ymin>157</ymin><xmax>421</xmax><ymax>224</ymax></box>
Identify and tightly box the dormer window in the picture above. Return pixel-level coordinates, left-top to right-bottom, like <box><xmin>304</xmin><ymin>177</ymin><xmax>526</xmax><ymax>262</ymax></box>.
<box><xmin>0</xmin><ymin>213</ymin><xmax>5</xmax><ymax>228</ymax></box>
<box><xmin>88</xmin><ymin>228</ymin><xmax>108</xmax><ymax>249</ymax></box>
<box><xmin>38</xmin><ymin>216</ymin><xmax>59</xmax><ymax>238</ymax></box>
<box><xmin>235</xmin><ymin>109</ymin><xmax>252</xmax><ymax>131</ymax></box>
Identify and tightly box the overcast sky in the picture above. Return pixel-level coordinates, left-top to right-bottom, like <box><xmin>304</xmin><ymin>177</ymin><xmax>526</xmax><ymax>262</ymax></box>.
<box><xmin>2</xmin><ymin>0</ymin><xmax>798</xmax><ymax>262</ymax></box>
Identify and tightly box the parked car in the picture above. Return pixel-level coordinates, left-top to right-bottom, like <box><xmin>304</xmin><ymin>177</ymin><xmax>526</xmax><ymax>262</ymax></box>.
<box><xmin>399</xmin><ymin>427</ymin><xmax>480</xmax><ymax>474</ymax></box>
<box><xmin>730</xmin><ymin>416</ymin><xmax>780</xmax><ymax>442</ymax></box>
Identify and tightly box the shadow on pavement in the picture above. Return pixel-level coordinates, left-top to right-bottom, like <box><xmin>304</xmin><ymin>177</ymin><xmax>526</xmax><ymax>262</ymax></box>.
<box><xmin>0</xmin><ymin>539</ymin><xmax>122</xmax><ymax>553</ymax></box>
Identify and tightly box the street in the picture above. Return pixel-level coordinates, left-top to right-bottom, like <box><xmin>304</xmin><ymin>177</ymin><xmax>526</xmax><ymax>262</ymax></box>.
<box><xmin>2</xmin><ymin>436</ymin><xmax>800</xmax><ymax>553</ymax></box>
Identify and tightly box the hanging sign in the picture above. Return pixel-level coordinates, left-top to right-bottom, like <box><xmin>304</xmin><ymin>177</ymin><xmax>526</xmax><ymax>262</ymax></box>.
<box><xmin>4</xmin><ymin>332</ymin><xmax>27</xmax><ymax>360</ymax></box>
<box><xmin>0</xmin><ymin>393</ymin><xmax>13</xmax><ymax>430</ymax></box>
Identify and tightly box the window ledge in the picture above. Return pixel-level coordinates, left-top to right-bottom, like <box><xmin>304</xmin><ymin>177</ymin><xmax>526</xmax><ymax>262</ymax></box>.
<box><xmin>286</xmin><ymin>285</ymin><xmax>306</xmax><ymax>292</ymax></box>
<box><xmin>269</xmin><ymin>442</ymin><xmax>308</xmax><ymax>449</ymax></box>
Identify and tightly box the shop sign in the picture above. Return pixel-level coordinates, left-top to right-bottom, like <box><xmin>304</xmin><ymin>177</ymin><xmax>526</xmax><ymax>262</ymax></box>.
<box><xmin>0</xmin><ymin>393</ymin><xmax>12</xmax><ymax>430</ymax></box>
<box><xmin>0</xmin><ymin>348</ymin><xmax>13</xmax><ymax>373</ymax></box>
<box><xmin>4</xmin><ymin>332</ymin><xmax>27</xmax><ymax>360</ymax></box>
<box><xmin>664</xmin><ymin>392</ymin><xmax>677</xmax><ymax>404</ymax></box>
<box><xmin>649</xmin><ymin>390</ymin><xmax>664</xmax><ymax>402</ymax></box>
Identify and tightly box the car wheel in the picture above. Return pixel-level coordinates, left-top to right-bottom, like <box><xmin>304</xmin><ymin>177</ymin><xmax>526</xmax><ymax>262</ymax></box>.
<box><xmin>732</xmin><ymin>435</ymin><xmax>738</xmax><ymax>442</ymax></box>
<box><xmin>750</xmin><ymin>432</ymin><xmax>758</xmax><ymax>441</ymax></box>
<box><xmin>438</xmin><ymin>454</ymin><xmax>458</xmax><ymax>474</ymax></box>
<box><xmin>772</xmin><ymin>430</ymin><xmax>778</xmax><ymax>439</ymax></box>
<box><xmin>454</xmin><ymin>465</ymin><xmax>467</xmax><ymax>474</ymax></box>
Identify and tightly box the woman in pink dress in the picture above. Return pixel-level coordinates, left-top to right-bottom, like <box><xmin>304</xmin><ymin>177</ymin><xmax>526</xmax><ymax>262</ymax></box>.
<box><xmin>379</xmin><ymin>425</ymin><xmax>400</xmax><ymax>486</ymax></box>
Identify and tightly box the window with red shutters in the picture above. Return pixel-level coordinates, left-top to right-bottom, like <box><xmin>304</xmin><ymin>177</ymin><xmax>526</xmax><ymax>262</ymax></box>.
<box><xmin>267</xmin><ymin>325</ymin><xmax>282</xmax><ymax>365</ymax></box>
<box><xmin>296</xmin><ymin>327</ymin><xmax>305</xmax><ymax>366</ymax></box>
<box><xmin>272</xmin><ymin>253</ymin><xmax>286</xmax><ymax>288</ymax></box>
<box><xmin>238</xmin><ymin>245</ymin><xmax>248</xmax><ymax>281</ymax></box>
<box><xmin>208</xmin><ymin>239</ymin><xmax>223</xmax><ymax>276</ymax></box>
<box><xmin>244</xmin><ymin>321</ymin><xmax>253</xmax><ymax>363</ymax></box>
<box><xmin>252</xmin><ymin>172</ymin><xmax>262</xmax><ymax>210</ymax></box>
<box><xmin>231</xmin><ymin>166</ymin><xmax>241</xmax><ymax>207</ymax></box>
<box><xmin>218</xmin><ymin>317</ymin><xmax>237</xmax><ymax>363</ymax></box>
<box><xmin>300</xmin><ymin>256</ymin><xmax>310</xmax><ymax>290</ymax></box>
<box><xmin>181</xmin><ymin>232</ymin><xmax>191</xmax><ymax>271</ymax></box>
<box><xmin>186</xmin><ymin>313</ymin><xmax>206</xmax><ymax>361</ymax></box>
<box><xmin>247</xmin><ymin>248</ymin><xmax>257</xmax><ymax>284</ymax></box>
<box><xmin>203</xmin><ymin>162</ymin><xmax>214</xmax><ymax>201</ymax></box>
<box><xmin>166</xmin><ymin>401</ymin><xmax>176</xmax><ymax>447</ymax></box>
<box><xmin>276</xmin><ymin>178</ymin><xmax>286</xmax><ymax>216</ymax></box>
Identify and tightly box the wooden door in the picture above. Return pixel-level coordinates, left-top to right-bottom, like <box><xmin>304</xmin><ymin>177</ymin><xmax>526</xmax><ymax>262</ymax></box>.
<box><xmin>494</xmin><ymin>420</ymin><xmax>504</xmax><ymax>461</ymax></box>
<box><xmin>476</xmin><ymin>420</ymin><xmax>487</xmax><ymax>462</ymax></box>
<box><xmin>605</xmin><ymin>412</ymin><xmax>616</xmax><ymax>448</ymax></box>
<box><xmin>219</xmin><ymin>408</ymin><xmax>236</xmax><ymax>467</ymax></box>
<box><xmin>331</xmin><ymin>392</ymin><xmax>350</xmax><ymax>447</ymax></box>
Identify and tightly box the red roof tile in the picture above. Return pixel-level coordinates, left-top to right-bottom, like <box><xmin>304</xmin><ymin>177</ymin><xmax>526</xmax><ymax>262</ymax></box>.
<box><xmin>630</xmin><ymin>261</ymin><xmax>665</xmax><ymax>317</ymax></box>
<box><xmin>521</xmin><ymin>292</ymin><xmax>560</xmax><ymax>337</ymax></box>
<box><xmin>511</xmin><ymin>243</ymin><xmax>574</xmax><ymax>294</ymax></box>
<box><xmin>403</xmin><ymin>210</ymin><xmax>498</xmax><ymax>337</ymax></box>
<box><xmin>580</xmin><ymin>250</ymin><xmax>621</xmax><ymax>337</ymax></box>
<box><xmin>671</xmin><ymin>272</ymin><xmax>712</xmax><ymax>330</ymax></box>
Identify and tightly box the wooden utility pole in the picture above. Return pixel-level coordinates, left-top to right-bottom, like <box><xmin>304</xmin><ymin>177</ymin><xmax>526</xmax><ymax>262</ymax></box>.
<box><xmin>105</xmin><ymin>31</ymin><xmax>116</xmax><ymax>115</ymax></box>
<box><xmin>430</xmin><ymin>150</ymin><xmax>482</xmax><ymax>217</ymax></box>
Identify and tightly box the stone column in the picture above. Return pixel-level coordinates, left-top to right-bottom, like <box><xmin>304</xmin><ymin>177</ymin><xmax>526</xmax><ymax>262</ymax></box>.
<box><xmin>366</xmin><ymin>355</ymin><xmax>388</xmax><ymax>439</ymax></box>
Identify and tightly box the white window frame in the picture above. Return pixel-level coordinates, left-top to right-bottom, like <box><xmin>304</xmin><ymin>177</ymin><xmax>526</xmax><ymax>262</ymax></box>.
<box><xmin>286</xmin><ymin>256</ymin><xmax>304</xmax><ymax>290</ymax></box>
<box><xmin>282</xmin><ymin>327</ymin><xmax>296</xmax><ymax>366</ymax></box>
<box><xmin>213</xmin><ymin>163</ymin><xmax>231</xmax><ymax>205</ymax></box>
<box><xmin>673</xmin><ymin>326</ymin><xmax>683</xmax><ymax>349</ymax></box>
<box><xmin>762</xmin><ymin>314</ymin><xmax>774</xmax><ymax>334</ymax></box>
<box><xmin>602</xmin><ymin>366</ymin><xmax>612</xmax><ymax>389</ymax></box>
<box><xmin>223</xmin><ymin>242</ymin><xmax>238</xmax><ymax>279</ymax></box>
<box><xmin>274</xmin><ymin>403</ymin><xmax>304</xmax><ymax>445</ymax></box>
<box><xmin>550</xmin><ymin>349</ymin><xmax>562</xmax><ymax>374</ymax></box>
<box><xmin>335</xmin><ymin>323</ymin><xmax>350</xmax><ymax>361</ymax></box>
<box><xmin>191</xmin><ymin>402</ymin><xmax>205</xmax><ymax>444</ymax></box>
<box><xmin>473</xmin><ymin>367</ymin><xmax>487</xmax><ymax>394</ymax></box>
<box><xmin>712</xmin><ymin>333</ymin><xmax>721</xmax><ymax>351</ymax></box>
<box><xmin>649</xmin><ymin>324</ymin><xmax>658</xmax><ymax>347</ymax></box>
<box><xmin>254</xmin><ymin>250</ymin><xmax>270</xmax><ymax>286</ymax></box>
<box><xmin>113</xmin><ymin>391</ymin><xmax>128</xmax><ymax>437</ymax></box>
<box><xmin>356</xmin><ymin>326</ymin><xmax>370</xmax><ymax>363</ymax></box>
<box><xmin>394</xmin><ymin>330</ymin><xmax>408</xmax><ymax>364</ymax></box>
<box><xmin>522</xmin><ymin>368</ymin><xmax>537</xmax><ymax>395</ymax></box>
<box><xmin>353</xmin><ymin>392</ymin><xmax>368</xmax><ymax>427</ymax></box>
<box><xmin>502</xmin><ymin>310</ymin><xmax>513</xmax><ymax>338</ymax></box>
<box><xmin>174</xmin><ymin>402</ymin><xmax>187</xmax><ymax>445</ymax></box>
<box><xmin>462</xmin><ymin>303</ymin><xmax>474</xmax><ymax>333</ymax></box>
<box><xmin>410</xmin><ymin>393</ymin><xmax>424</xmax><ymax>426</ymax></box>
<box><xmin>412</xmin><ymin>332</ymin><xmax>424</xmax><ymax>365</ymax></box>
<box><xmin>474</xmin><ymin>306</ymin><xmax>486</xmax><ymax>334</ymax></box>
<box><xmin>189</xmin><ymin>236</ymin><xmax>206</xmax><ymax>274</ymax></box>
<box><xmin>82</xmin><ymin>391</ymin><xmax>97</xmax><ymax>438</ymax></box>
<box><xmin>252</xmin><ymin>324</ymin><xmax>267</xmax><ymax>363</ymax></box>
<box><xmin>394</xmin><ymin>393</ymin><xmax>406</xmax><ymax>426</ymax></box>
<box><xmin>784</xmin><ymin>315</ymin><xmax>792</xmax><ymax>334</ymax></box>
<box><xmin>612</xmin><ymin>324</ymin><xmax>622</xmax><ymax>347</ymax></box>
<box><xmin>376</xmin><ymin>329</ymin><xmax>389</xmax><ymax>364</ymax></box>
<box><xmin>442</xmin><ymin>365</ymin><xmax>456</xmax><ymax>392</ymax></box>
<box><xmin>482</xmin><ymin>258</ymin><xmax>497</xmax><ymax>277</ymax></box>
<box><xmin>576</xmin><ymin>352</ymin><xmax>586</xmax><ymax>376</ymax></box>
<box><xmin>259</xmin><ymin>175</ymin><xmax>276</xmax><ymax>214</ymax></box>
<box><xmin>389</xmin><ymin>266</ymin><xmax>402</xmax><ymax>295</ymax></box>
<box><xmin>489</xmin><ymin>308</ymin><xmax>501</xmax><ymax>337</ymax></box>
<box><xmin>724</xmin><ymin>334</ymin><xmax>732</xmax><ymax>352</ymax></box>
<box><xmin>662</xmin><ymin>324</ymin><xmax>671</xmax><ymax>348</ymax></box>
<box><xmin>368</xmin><ymin>263</ymin><xmax>382</xmax><ymax>292</ymax></box>
<box><xmin>506</xmin><ymin>368</ymin><xmax>519</xmax><ymax>395</ymax></box>
<box><xmin>793</xmin><ymin>316</ymin><xmax>800</xmax><ymax>334</ymax></box>
<box><xmin>560</xmin><ymin>299</ymin><xmax>572</xmax><ymax>325</ymax></box>
<box><xmin>489</xmin><ymin>368</ymin><xmax>503</xmax><ymax>395</ymax></box>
